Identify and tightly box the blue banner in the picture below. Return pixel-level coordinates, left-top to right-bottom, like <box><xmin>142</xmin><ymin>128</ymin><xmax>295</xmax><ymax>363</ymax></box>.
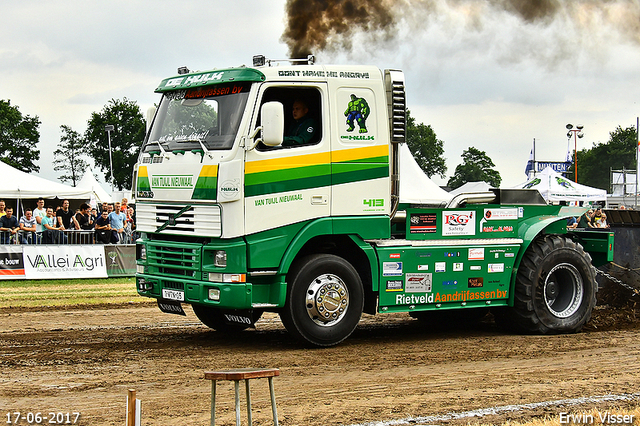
<box><xmin>537</xmin><ymin>161</ymin><xmax>571</xmax><ymax>173</ymax></box>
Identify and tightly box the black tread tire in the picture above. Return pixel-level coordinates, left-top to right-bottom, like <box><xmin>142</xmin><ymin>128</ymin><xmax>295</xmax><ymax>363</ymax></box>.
<box><xmin>497</xmin><ymin>235</ymin><xmax>596</xmax><ymax>334</ymax></box>
<box><xmin>191</xmin><ymin>305</ymin><xmax>262</xmax><ymax>332</ymax></box>
<box><xmin>280</xmin><ymin>254</ymin><xmax>364</xmax><ymax>346</ymax></box>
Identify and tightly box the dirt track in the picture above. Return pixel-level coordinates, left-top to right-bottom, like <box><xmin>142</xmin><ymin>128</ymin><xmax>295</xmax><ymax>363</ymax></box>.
<box><xmin>1</xmin><ymin>303</ymin><xmax>639</xmax><ymax>426</ymax></box>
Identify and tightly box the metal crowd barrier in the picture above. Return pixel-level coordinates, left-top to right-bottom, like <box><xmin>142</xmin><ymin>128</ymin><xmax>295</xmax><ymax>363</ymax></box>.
<box><xmin>1</xmin><ymin>229</ymin><xmax>137</xmax><ymax>245</ymax></box>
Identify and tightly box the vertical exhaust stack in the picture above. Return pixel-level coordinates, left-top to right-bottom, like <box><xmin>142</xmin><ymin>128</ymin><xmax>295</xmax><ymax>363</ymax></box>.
<box><xmin>385</xmin><ymin>69</ymin><xmax>406</xmax><ymax>219</ymax></box>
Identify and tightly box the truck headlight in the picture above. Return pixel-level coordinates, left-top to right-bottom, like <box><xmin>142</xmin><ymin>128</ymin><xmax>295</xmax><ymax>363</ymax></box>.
<box><xmin>208</xmin><ymin>273</ymin><xmax>246</xmax><ymax>283</ymax></box>
<box><xmin>138</xmin><ymin>277</ymin><xmax>153</xmax><ymax>291</ymax></box>
<box><xmin>214</xmin><ymin>250</ymin><xmax>227</xmax><ymax>267</ymax></box>
<box><xmin>137</xmin><ymin>244</ymin><xmax>146</xmax><ymax>260</ymax></box>
<box><xmin>208</xmin><ymin>288</ymin><xmax>221</xmax><ymax>301</ymax></box>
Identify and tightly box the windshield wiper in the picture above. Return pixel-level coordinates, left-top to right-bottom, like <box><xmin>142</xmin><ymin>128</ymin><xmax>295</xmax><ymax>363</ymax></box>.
<box><xmin>179</xmin><ymin>138</ymin><xmax>210</xmax><ymax>157</ymax></box>
<box><xmin>147</xmin><ymin>141</ymin><xmax>168</xmax><ymax>157</ymax></box>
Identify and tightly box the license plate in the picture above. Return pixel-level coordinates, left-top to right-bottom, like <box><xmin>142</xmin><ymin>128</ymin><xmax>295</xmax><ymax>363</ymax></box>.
<box><xmin>162</xmin><ymin>288</ymin><xmax>185</xmax><ymax>302</ymax></box>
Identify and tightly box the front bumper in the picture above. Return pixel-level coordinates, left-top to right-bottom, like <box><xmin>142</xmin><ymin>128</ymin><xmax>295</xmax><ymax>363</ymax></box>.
<box><xmin>136</xmin><ymin>273</ymin><xmax>287</xmax><ymax>309</ymax></box>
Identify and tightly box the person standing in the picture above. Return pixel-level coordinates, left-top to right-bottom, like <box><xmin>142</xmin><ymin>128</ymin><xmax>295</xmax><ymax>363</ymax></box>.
<box><xmin>57</xmin><ymin>199</ymin><xmax>79</xmax><ymax>230</ymax></box>
<box><xmin>18</xmin><ymin>208</ymin><xmax>37</xmax><ymax>244</ymax></box>
<box><xmin>33</xmin><ymin>198</ymin><xmax>47</xmax><ymax>234</ymax></box>
<box><xmin>591</xmin><ymin>207</ymin><xmax>604</xmax><ymax>228</ymax></box>
<box><xmin>41</xmin><ymin>207</ymin><xmax>66</xmax><ymax>244</ymax></box>
<box><xmin>75</xmin><ymin>203</ymin><xmax>94</xmax><ymax>230</ymax></box>
<box><xmin>0</xmin><ymin>206</ymin><xmax>19</xmax><ymax>244</ymax></box>
<box><xmin>94</xmin><ymin>210</ymin><xmax>112</xmax><ymax>244</ymax></box>
<box><xmin>577</xmin><ymin>209</ymin><xmax>594</xmax><ymax>228</ymax></box>
<box><xmin>108</xmin><ymin>202</ymin><xmax>127</xmax><ymax>244</ymax></box>
<box><xmin>74</xmin><ymin>203</ymin><xmax>94</xmax><ymax>243</ymax></box>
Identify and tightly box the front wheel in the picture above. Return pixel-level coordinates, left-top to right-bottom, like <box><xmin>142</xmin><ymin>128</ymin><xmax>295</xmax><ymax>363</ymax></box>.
<box><xmin>280</xmin><ymin>254</ymin><xmax>364</xmax><ymax>346</ymax></box>
<box><xmin>498</xmin><ymin>235</ymin><xmax>596</xmax><ymax>334</ymax></box>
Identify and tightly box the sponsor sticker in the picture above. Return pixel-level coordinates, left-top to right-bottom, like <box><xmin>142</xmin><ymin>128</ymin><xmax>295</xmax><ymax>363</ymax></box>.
<box><xmin>468</xmin><ymin>277</ymin><xmax>484</xmax><ymax>288</ymax></box>
<box><xmin>484</xmin><ymin>208</ymin><xmax>518</xmax><ymax>220</ymax></box>
<box><xmin>488</xmin><ymin>263</ymin><xmax>505</xmax><ymax>273</ymax></box>
<box><xmin>405</xmin><ymin>273</ymin><xmax>432</xmax><ymax>293</ymax></box>
<box><xmin>442</xmin><ymin>211</ymin><xmax>475</xmax><ymax>236</ymax></box>
<box><xmin>435</xmin><ymin>262</ymin><xmax>446</xmax><ymax>273</ymax></box>
<box><xmin>470</xmin><ymin>265</ymin><xmax>482</xmax><ymax>271</ymax></box>
<box><xmin>468</xmin><ymin>248</ymin><xmax>485</xmax><ymax>260</ymax></box>
<box><xmin>396</xmin><ymin>293</ymin><xmax>435</xmax><ymax>305</ymax></box>
<box><xmin>453</xmin><ymin>263</ymin><xmax>464</xmax><ymax>272</ymax></box>
<box><xmin>418</xmin><ymin>264</ymin><xmax>429</xmax><ymax>271</ymax></box>
<box><xmin>409</xmin><ymin>213</ymin><xmax>437</xmax><ymax>234</ymax></box>
<box><xmin>481</xmin><ymin>225</ymin><xmax>514</xmax><ymax>233</ymax></box>
<box><xmin>383</xmin><ymin>262</ymin><xmax>403</xmax><ymax>276</ymax></box>
<box><xmin>151</xmin><ymin>175</ymin><xmax>195</xmax><ymax>189</ymax></box>
<box><xmin>386</xmin><ymin>280</ymin><xmax>403</xmax><ymax>292</ymax></box>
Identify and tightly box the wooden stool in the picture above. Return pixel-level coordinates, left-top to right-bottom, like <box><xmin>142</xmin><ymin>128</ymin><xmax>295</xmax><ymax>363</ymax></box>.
<box><xmin>204</xmin><ymin>368</ymin><xmax>280</xmax><ymax>426</ymax></box>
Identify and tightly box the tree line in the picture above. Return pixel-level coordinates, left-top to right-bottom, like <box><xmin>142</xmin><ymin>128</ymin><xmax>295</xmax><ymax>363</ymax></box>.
<box><xmin>0</xmin><ymin>99</ymin><xmax>635</xmax><ymax>191</ymax></box>
<box><xmin>1</xmin><ymin>98</ymin><xmax>145</xmax><ymax>190</ymax></box>
<box><xmin>405</xmin><ymin>110</ymin><xmax>637</xmax><ymax>191</ymax></box>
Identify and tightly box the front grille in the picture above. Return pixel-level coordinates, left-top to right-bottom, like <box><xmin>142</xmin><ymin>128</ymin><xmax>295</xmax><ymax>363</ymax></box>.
<box><xmin>164</xmin><ymin>281</ymin><xmax>185</xmax><ymax>291</ymax></box>
<box><xmin>147</xmin><ymin>241</ymin><xmax>201</xmax><ymax>279</ymax></box>
<box><xmin>136</xmin><ymin>203</ymin><xmax>221</xmax><ymax>237</ymax></box>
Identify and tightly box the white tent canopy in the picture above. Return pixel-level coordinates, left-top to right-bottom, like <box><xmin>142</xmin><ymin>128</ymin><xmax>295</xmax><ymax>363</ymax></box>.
<box><xmin>512</xmin><ymin>167</ymin><xmax>607</xmax><ymax>203</ymax></box>
<box><xmin>77</xmin><ymin>169</ymin><xmax>112</xmax><ymax>204</ymax></box>
<box><xmin>399</xmin><ymin>143</ymin><xmax>452</xmax><ymax>205</ymax></box>
<box><xmin>0</xmin><ymin>161</ymin><xmax>93</xmax><ymax>199</ymax></box>
<box><xmin>449</xmin><ymin>181</ymin><xmax>492</xmax><ymax>196</ymax></box>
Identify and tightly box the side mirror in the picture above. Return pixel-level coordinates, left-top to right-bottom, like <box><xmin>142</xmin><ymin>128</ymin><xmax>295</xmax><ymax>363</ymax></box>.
<box><xmin>146</xmin><ymin>106</ymin><xmax>157</xmax><ymax>133</ymax></box>
<box><xmin>260</xmin><ymin>102</ymin><xmax>284</xmax><ymax>147</ymax></box>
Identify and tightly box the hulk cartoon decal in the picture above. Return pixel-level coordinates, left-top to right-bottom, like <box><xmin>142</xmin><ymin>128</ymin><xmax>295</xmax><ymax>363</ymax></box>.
<box><xmin>523</xmin><ymin>178</ymin><xmax>541</xmax><ymax>189</ymax></box>
<box><xmin>345</xmin><ymin>94</ymin><xmax>370</xmax><ymax>133</ymax></box>
<box><xmin>555</xmin><ymin>176</ymin><xmax>574</xmax><ymax>189</ymax></box>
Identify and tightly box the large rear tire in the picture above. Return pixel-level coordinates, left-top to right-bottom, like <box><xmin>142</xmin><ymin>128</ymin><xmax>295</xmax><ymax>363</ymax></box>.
<box><xmin>498</xmin><ymin>235</ymin><xmax>596</xmax><ymax>334</ymax></box>
<box><xmin>280</xmin><ymin>254</ymin><xmax>364</xmax><ymax>346</ymax></box>
<box><xmin>192</xmin><ymin>305</ymin><xmax>263</xmax><ymax>332</ymax></box>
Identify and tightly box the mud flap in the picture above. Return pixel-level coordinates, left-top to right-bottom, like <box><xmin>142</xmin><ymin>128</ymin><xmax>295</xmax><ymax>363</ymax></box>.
<box><xmin>158</xmin><ymin>300</ymin><xmax>186</xmax><ymax>316</ymax></box>
<box><xmin>220</xmin><ymin>309</ymin><xmax>259</xmax><ymax>328</ymax></box>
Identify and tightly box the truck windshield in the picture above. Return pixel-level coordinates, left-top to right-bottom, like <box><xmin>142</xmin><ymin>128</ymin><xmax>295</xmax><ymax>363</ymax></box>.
<box><xmin>143</xmin><ymin>82</ymin><xmax>252</xmax><ymax>153</ymax></box>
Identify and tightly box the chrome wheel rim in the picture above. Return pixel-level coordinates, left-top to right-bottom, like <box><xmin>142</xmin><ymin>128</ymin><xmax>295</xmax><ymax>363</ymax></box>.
<box><xmin>544</xmin><ymin>263</ymin><xmax>584</xmax><ymax>318</ymax></box>
<box><xmin>305</xmin><ymin>274</ymin><xmax>350</xmax><ymax>326</ymax></box>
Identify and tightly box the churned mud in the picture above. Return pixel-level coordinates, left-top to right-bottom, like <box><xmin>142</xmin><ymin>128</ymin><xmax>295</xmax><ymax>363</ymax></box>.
<box><xmin>1</xmin><ymin>302</ymin><xmax>639</xmax><ymax>425</ymax></box>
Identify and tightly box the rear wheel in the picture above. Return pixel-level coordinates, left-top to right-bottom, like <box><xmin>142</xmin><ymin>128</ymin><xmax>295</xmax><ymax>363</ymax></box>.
<box><xmin>498</xmin><ymin>235</ymin><xmax>596</xmax><ymax>333</ymax></box>
<box><xmin>280</xmin><ymin>254</ymin><xmax>364</xmax><ymax>346</ymax></box>
<box><xmin>192</xmin><ymin>305</ymin><xmax>263</xmax><ymax>332</ymax></box>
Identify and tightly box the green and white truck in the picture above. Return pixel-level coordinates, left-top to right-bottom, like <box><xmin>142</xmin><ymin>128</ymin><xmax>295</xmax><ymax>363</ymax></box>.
<box><xmin>135</xmin><ymin>55</ymin><xmax>613</xmax><ymax>346</ymax></box>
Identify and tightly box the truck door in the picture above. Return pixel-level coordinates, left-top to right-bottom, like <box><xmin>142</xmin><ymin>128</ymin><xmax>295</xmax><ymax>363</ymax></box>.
<box><xmin>245</xmin><ymin>84</ymin><xmax>330</xmax><ymax>235</ymax></box>
<box><xmin>330</xmin><ymin>86</ymin><xmax>391</xmax><ymax>217</ymax></box>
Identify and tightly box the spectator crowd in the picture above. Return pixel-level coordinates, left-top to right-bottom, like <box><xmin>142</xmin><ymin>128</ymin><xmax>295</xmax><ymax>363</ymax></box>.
<box><xmin>0</xmin><ymin>198</ymin><xmax>136</xmax><ymax>245</ymax></box>
<box><xmin>567</xmin><ymin>205</ymin><xmax>611</xmax><ymax>229</ymax></box>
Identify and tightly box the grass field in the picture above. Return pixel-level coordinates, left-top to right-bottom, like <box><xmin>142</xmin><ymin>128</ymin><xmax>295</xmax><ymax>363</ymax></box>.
<box><xmin>0</xmin><ymin>277</ymin><xmax>150</xmax><ymax>308</ymax></box>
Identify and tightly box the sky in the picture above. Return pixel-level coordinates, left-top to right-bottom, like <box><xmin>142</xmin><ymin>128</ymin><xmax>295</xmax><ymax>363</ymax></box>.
<box><xmin>2</xmin><ymin>0</ymin><xmax>640</xmax><ymax>191</ymax></box>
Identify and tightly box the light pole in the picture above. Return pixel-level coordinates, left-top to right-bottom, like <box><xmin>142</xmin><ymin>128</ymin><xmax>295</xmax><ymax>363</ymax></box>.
<box><xmin>105</xmin><ymin>124</ymin><xmax>115</xmax><ymax>192</ymax></box>
<box><xmin>566</xmin><ymin>124</ymin><xmax>584</xmax><ymax>182</ymax></box>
